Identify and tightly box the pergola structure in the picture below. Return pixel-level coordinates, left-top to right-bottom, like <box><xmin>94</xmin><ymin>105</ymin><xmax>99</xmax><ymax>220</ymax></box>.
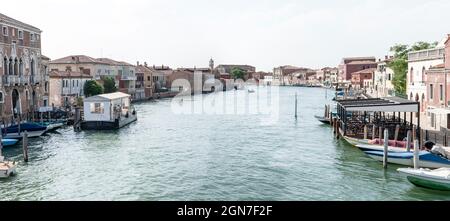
<box><xmin>336</xmin><ymin>97</ymin><xmax>420</xmax><ymax>139</ymax></box>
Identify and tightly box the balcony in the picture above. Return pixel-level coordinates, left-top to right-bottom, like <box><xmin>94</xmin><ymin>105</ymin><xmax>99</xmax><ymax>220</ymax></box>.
<box><xmin>121</xmin><ymin>75</ymin><xmax>137</xmax><ymax>81</ymax></box>
<box><xmin>30</xmin><ymin>75</ymin><xmax>42</xmax><ymax>84</ymax></box>
<box><xmin>408</xmin><ymin>48</ymin><xmax>445</xmax><ymax>62</ymax></box>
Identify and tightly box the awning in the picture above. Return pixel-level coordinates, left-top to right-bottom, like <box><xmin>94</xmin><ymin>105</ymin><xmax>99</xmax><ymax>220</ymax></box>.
<box><xmin>337</xmin><ymin>97</ymin><xmax>420</xmax><ymax>112</ymax></box>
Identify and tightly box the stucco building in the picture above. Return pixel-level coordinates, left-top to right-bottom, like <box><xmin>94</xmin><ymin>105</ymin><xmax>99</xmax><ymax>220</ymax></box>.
<box><xmin>48</xmin><ymin>70</ymin><xmax>92</xmax><ymax>108</ymax></box>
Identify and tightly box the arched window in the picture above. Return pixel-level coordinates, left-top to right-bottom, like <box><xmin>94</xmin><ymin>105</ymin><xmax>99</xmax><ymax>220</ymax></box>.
<box><xmin>19</xmin><ymin>58</ymin><xmax>23</xmax><ymax>76</ymax></box>
<box><xmin>14</xmin><ymin>58</ymin><xmax>18</xmax><ymax>76</ymax></box>
<box><xmin>422</xmin><ymin>67</ymin><xmax>426</xmax><ymax>82</ymax></box>
<box><xmin>8</xmin><ymin>57</ymin><xmax>13</xmax><ymax>75</ymax></box>
<box><xmin>410</xmin><ymin>92</ymin><xmax>413</xmax><ymax>100</ymax></box>
<box><xmin>3</xmin><ymin>57</ymin><xmax>7</xmax><ymax>75</ymax></box>
<box><xmin>30</xmin><ymin>58</ymin><xmax>35</xmax><ymax>76</ymax></box>
<box><xmin>0</xmin><ymin>91</ymin><xmax>4</xmax><ymax>103</ymax></box>
<box><xmin>416</xmin><ymin>93</ymin><xmax>420</xmax><ymax>102</ymax></box>
<box><xmin>410</xmin><ymin>67</ymin><xmax>414</xmax><ymax>83</ymax></box>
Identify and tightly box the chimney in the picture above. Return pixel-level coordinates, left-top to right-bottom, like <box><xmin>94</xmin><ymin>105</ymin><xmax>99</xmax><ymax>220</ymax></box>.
<box><xmin>137</xmin><ymin>61</ymin><xmax>140</xmax><ymax>66</ymax></box>
<box><xmin>144</xmin><ymin>62</ymin><xmax>148</xmax><ymax>67</ymax></box>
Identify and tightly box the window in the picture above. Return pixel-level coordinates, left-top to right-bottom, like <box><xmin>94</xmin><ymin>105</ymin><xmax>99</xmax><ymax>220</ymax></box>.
<box><xmin>2</xmin><ymin>26</ymin><xmax>8</xmax><ymax>36</ymax></box>
<box><xmin>430</xmin><ymin>84</ymin><xmax>434</xmax><ymax>100</ymax></box>
<box><xmin>0</xmin><ymin>92</ymin><xmax>3</xmax><ymax>103</ymax></box>
<box><xmin>440</xmin><ymin>85</ymin><xmax>444</xmax><ymax>101</ymax></box>
<box><xmin>77</xmin><ymin>80</ymin><xmax>79</xmax><ymax>87</ymax></box>
<box><xmin>147</xmin><ymin>76</ymin><xmax>151</xmax><ymax>81</ymax></box>
<box><xmin>30</xmin><ymin>33</ymin><xmax>35</xmax><ymax>41</ymax></box>
<box><xmin>90</xmin><ymin>103</ymin><xmax>105</xmax><ymax>114</ymax></box>
<box><xmin>18</xmin><ymin>30</ymin><xmax>23</xmax><ymax>39</ymax></box>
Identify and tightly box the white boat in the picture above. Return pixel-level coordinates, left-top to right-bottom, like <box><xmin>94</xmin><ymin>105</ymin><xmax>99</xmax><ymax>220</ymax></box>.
<box><xmin>3</xmin><ymin>130</ymin><xmax>47</xmax><ymax>139</ymax></box>
<box><xmin>0</xmin><ymin>156</ymin><xmax>17</xmax><ymax>178</ymax></box>
<box><xmin>342</xmin><ymin>136</ymin><xmax>370</xmax><ymax>146</ymax></box>
<box><xmin>356</xmin><ymin>144</ymin><xmax>409</xmax><ymax>153</ymax></box>
<box><xmin>398</xmin><ymin>168</ymin><xmax>450</xmax><ymax>191</ymax></box>
<box><xmin>364</xmin><ymin>151</ymin><xmax>450</xmax><ymax>169</ymax></box>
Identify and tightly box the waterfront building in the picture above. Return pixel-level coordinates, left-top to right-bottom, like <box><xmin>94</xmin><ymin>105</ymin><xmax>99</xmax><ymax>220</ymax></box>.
<box><xmin>338</xmin><ymin>57</ymin><xmax>377</xmax><ymax>81</ymax></box>
<box><xmin>150</xmin><ymin>65</ymin><xmax>172</xmax><ymax>92</ymax></box>
<box><xmin>50</xmin><ymin>56</ymin><xmax>137</xmax><ymax>99</ymax></box>
<box><xmin>407</xmin><ymin>38</ymin><xmax>446</xmax><ymax>112</ymax></box>
<box><xmin>424</xmin><ymin>35</ymin><xmax>450</xmax><ymax>130</ymax></box>
<box><xmin>48</xmin><ymin>70</ymin><xmax>92</xmax><ymax>108</ymax></box>
<box><xmin>215</xmin><ymin>64</ymin><xmax>256</xmax><ymax>80</ymax></box>
<box><xmin>273</xmin><ymin>65</ymin><xmax>308</xmax><ymax>86</ymax></box>
<box><xmin>320</xmin><ymin>67</ymin><xmax>339</xmax><ymax>86</ymax></box>
<box><xmin>373</xmin><ymin>56</ymin><xmax>395</xmax><ymax>98</ymax></box>
<box><xmin>135</xmin><ymin>62</ymin><xmax>154</xmax><ymax>100</ymax></box>
<box><xmin>350</xmin><ymin>68</ymin><xmax>375</xmax><ymax>90</ymax></box>
<box><xmin>0</xmin><ymin>13</ymin><xmax>50</xmax><ymax>121</ymax></box>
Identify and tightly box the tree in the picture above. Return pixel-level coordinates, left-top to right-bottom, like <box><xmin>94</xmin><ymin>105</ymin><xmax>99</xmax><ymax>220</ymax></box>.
<box><xmin>84</xmin><ymin>80</ymin><xmax>104</xmax><ymax>97</ymax></box>
<box><xmin>103</xmin><ymin>77</ymin><xmax>118</xmax><ymax>93</ymax></box>
<box><xmin>388</xmin><ymin>41</ymin><xmax>436</xmax><ymax>95</ymax></box>
<box><xmin>231</xmin><ymin>68</ymin><xmax>246</xmax><ymax>80</ymax></box>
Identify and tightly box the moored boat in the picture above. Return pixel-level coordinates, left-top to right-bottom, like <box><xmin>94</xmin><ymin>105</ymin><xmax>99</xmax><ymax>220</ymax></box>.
<box><xmin>2</xmin><ymin>123</ymin><xmax>47</xmax><ymax>139</ymax></box>
<box><xmin>314</xmin><ymin>115</ymin><xmax>331</xmax><ymax>125</ymax></box>
<box><xmin>2</xmin><ymin>139</ymin><xmax>19</xmax><ymax>147</ymax></box>
<box><xmin>356</xmin><ymin>144</ymin><xmax>408</xmax><ymax>153</ymax></box>
<box><xmin>364</xmin><ymin>150</ymin><xmax>450</xmax><ymax>169</ymax></box>
<box><xmin>398</xmin><ymin>168</ymin><xmax>450</xmax><ymax>191</ymax></box>
<box><xmin>0</xmin><ymin>156</ymin><xmax>17</xmax><ymax>178</ymax></box>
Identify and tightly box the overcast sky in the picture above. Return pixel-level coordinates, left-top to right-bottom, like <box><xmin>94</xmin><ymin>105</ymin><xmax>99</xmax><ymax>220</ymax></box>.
<box><xmin>2</xmin><ymin>0</ymin><xmax>449</xmax><ymax>71</ymax></box>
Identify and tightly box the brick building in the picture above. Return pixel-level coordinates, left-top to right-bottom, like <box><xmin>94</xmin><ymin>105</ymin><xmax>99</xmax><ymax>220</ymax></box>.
<box><xmin>0</xmin><ymin>13</ymin><xmax>50</xmax><ymax>121</ymax></box>
<box><xmin>351</xmin><ymin>68</ymin><xmax>375</xmax><ymax>90</ymax></box>
<box><xmin>338</xmin><ymin>57</ymin><xmax>377</xmax><ymax>81</ymax></box>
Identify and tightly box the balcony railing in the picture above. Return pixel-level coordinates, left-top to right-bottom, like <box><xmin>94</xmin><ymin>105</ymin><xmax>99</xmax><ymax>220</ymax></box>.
<box><xmin>408</xmin><ymin>48</ymin><xmax>445</xmax><ymax>62</ymax></box>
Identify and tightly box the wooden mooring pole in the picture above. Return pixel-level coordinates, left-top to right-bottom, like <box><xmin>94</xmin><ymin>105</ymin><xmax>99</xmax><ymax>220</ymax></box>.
<box><xmin>23</xmin><ymin>131</ymin><xmax>29</xmax><ymax>162</ymax></box>
<box><xmin>394</xmin><ymin>124</ymin><xmax>400</xmax><ymax>141</ymax></box>
<box><xmin>383</xmin><ymin>129</ymin><xmax>389</xmax><ymax>169</ymax></box>
<box><xmin>406</xmin><ymin>130</ymin><xmax>412</xmax><ymax>152</ymax></box>
<box><xmin>379</xmin><ymin>126</ymin><xmax>383</xmax><ymax>145</ymax></box>
<box><xmin>413</xmin><ymin>139</ymin><xmax>420</xmax><ymax>169</ymax></box>
<box><xmin>372</xmin><ymin>125</ymin><xmax>376</xmax><ymax>140</ymax></box>
<box><xmin>295</xmin><ymin>93</ymin><xmax>298</xmax><ymax>119</ymax></box>
<box><xmin>364</xmin><ymin>125</ymin><xmax>368</xmax><ymax>140</ymax></box>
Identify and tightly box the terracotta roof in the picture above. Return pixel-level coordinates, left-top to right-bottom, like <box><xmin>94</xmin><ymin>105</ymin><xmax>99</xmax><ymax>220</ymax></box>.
<box><xmin>343</xmin><ymin>57</ymin><xmax>376</xmax><ymax>62</ymax></box>
<box><xmin>50</xmin><ymin>55</ymin><xmax>108</xmax><ymax>65</ymax></box>
<box><xmin>351</xmin><ymin>68</ymin><xmax>377</xmax><ymax>75</ymax></box>
<box><xmin>348</xmin><ymin>60</ymin><xmax>377</xmax><ymax>65</ymax></box>
<box><xmin>430</xmin><ymin>64</ymin><xmax>445</xmax><ymax>69</ymax></box>
<box><xmin>49</xmin><ymin>70</ymin><xmax>92</xmax><ymax>78</ymax></box>
<box><xmin>135</xmin><ymin>65</ymin><xmax>152</xmax><ymax>73</ymax></box>
<box><xmin>0</xmin><ymin>13</ymin><xmax>41</xmax><ymax>33</ymax></box>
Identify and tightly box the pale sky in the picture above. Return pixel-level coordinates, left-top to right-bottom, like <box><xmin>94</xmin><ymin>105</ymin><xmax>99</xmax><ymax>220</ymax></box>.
<box><xmin>2</xmin><ymin>0</ymin><xmax>449</xmax><ymax>72</ymax></box>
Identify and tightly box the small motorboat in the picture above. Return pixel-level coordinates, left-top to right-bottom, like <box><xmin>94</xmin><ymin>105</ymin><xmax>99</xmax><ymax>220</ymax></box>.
<box><xmin>364</xmin><ymin>150</ymin><xmax>450</xmax><ymax>169</ymax></box>
<box><xmin>2</xmin><ymin>139</ymin><xmax>19</xmax><ymax>147</ymax></box>
<box><xmin>0</xmin><ymin>156</ymin><xmax>17</xmax><ymax>178</ymax></box>
<box><xmin>398</xmin><ymin>168</ymin><xmax>450</xmax><ymax>191</ymax></box>
<box><xmin>314</xmin><ymin>115</ymin><xmax>331</xmax><ymax>125</ymax></box>
<box><xmin>2</xmin><ymin>123</ymin><xmax>47</xmax><ymax>139</ymax></box>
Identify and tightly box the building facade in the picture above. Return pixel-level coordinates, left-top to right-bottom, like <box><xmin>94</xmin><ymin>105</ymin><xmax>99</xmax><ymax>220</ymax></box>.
<box><xmin>424</xmin><ymin>35</ymin><xmax>450</xmax><ymax>130</ymax></box>
<box><xmin>49</xmin><ymin>55</ymin><xmax>137</xmax><ymax>99</ymax></box>
<box><xmin>338</xmin><ymin>57</ymin><xmax>377</xmax><ymax>81</ymax></box>
<box><xmin>373</xmin><ymin>57</ymin><xmax>395</xmax><ymax>98</ymax></box>
<box><xmin>351</xmin><ymin>68</ymin><xmax>375</xmax><ymax>90</ymax></box>
<box><xmin>0</xmin><ymin>13</ymin><xmax>49</xmax><ymax>121</ymax></box>
<box><xmin>407</xmin><ymin>39</ymin><xmax>446</xmax><ymax>112</ymax></box>
<box><xmin>49</xmin><ymin>70</ymin><xmax>92</xmax><ymax>108</ymax></box>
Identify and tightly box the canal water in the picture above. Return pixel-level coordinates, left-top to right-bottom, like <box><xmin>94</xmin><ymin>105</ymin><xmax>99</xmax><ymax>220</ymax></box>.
<box><xmin>1</xmin><ymin>87</ymin><xmax>450</xmax><ymax>201</ymax></box>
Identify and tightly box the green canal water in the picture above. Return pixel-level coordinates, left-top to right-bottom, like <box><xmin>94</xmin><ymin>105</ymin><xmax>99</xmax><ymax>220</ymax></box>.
<box><xmin>1</xmin><ymin>86</ymin><xmax>450</xmax><ymax>201</ymax></box>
